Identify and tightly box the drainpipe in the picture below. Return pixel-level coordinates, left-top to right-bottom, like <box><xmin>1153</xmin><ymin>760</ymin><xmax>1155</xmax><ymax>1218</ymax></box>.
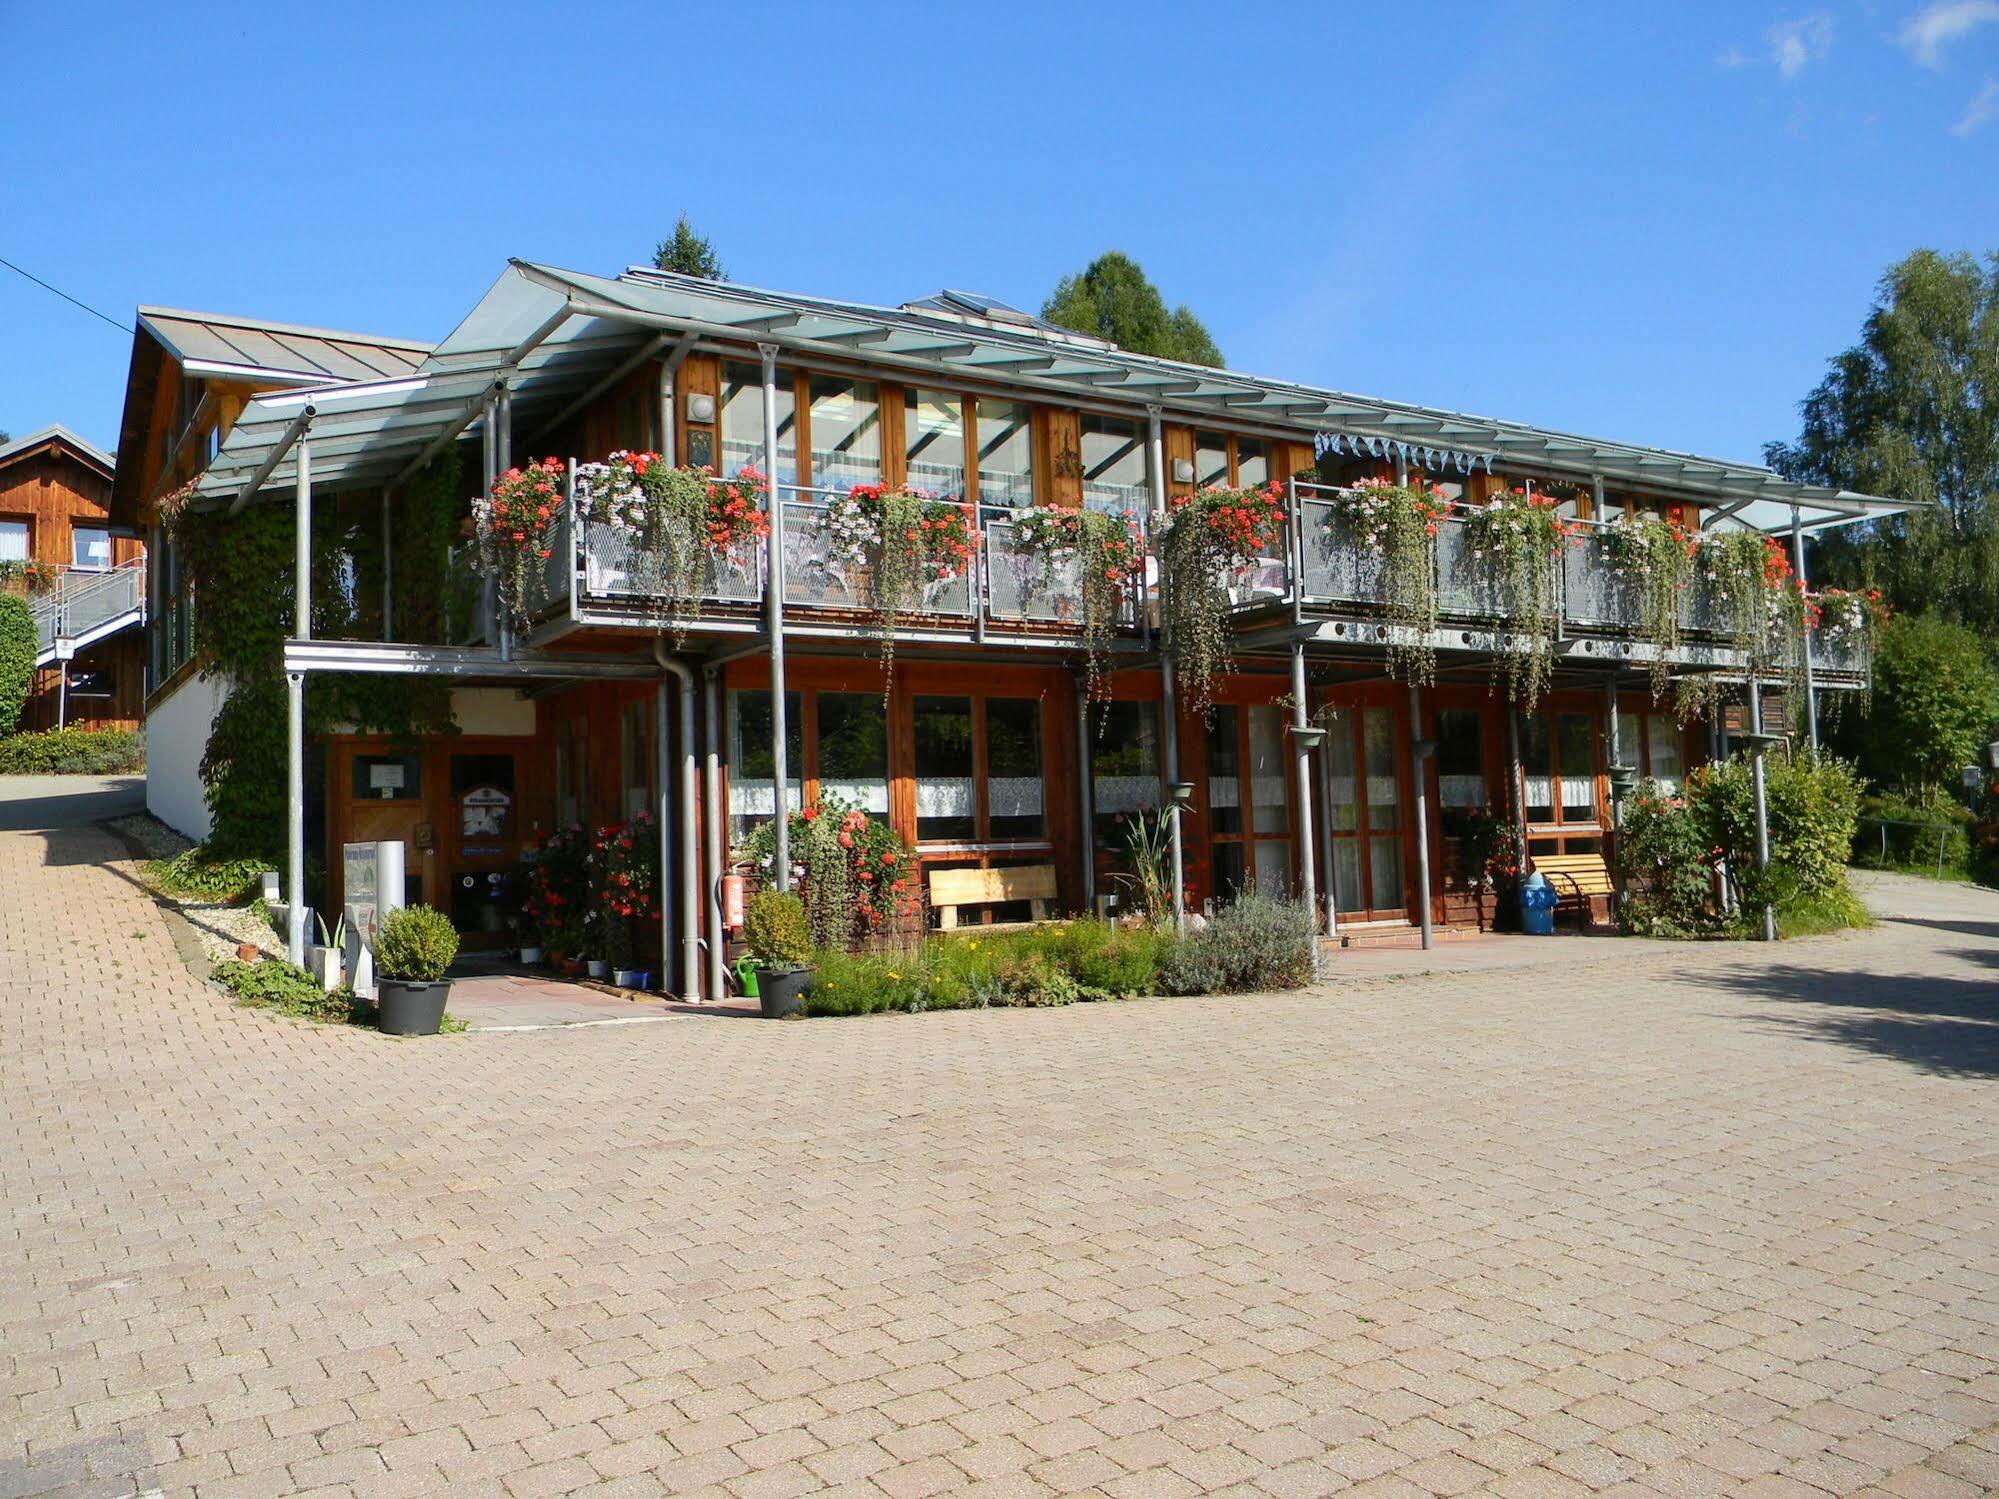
<box><xmin>703</xmin><ymin>666</ymin><xmax>727</xmax><ymax>1001</ymax></box>
<box><xmin>286</xmin><ymin>427</ymin><xmax>314</xmax><ymax>966</ymax></box>
<box><xmin>1506</xmin><ymin>706</ymin><xmax>1527</xmax><ymax>879</ymax></box>
<box><xmin>1075</xmin><ymin>676</ymin><xmax>1096</xmax><ymax>914</ymax></box>
<box><xmin>1790</xmin><ymin>503</ymin><xmax>1819</xmax><ymax>751</ymax></box>
<box><xmin>652</xmin><ymin>641</ymin><xmax>703</xmax><ymax>1000</ymax></box>
<box><xmin>1147</xmin><ymin>404</ymin><xmax>1184</xmax><ymax>932</ymax></box>
<box><xmin>1409</xmin><ymin>683</ymin><xmax>1433</xmax><ymax>951</ymax></box>
<box><xmin>1748</xmin><ymin>669</ymin><xmax>1775</xmax><ymax>942</ymax></box>
<box><xmin>1290</xmin><ymin>641</ymin><xmax>1320</xmax><ymax>972</ymax></box>
<box><xmin>760</xmin><ymin>343</ymin><xmax>791</xmax><ymax>891</ymax></box>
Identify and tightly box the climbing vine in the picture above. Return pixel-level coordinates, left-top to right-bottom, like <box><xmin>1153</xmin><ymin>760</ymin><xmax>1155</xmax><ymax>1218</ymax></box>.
<box><xmin>1460</xmin><ymin>487</ymin><xmax>1573</xmax><ymax>704</ymax></box>
<box><xmin>1011</xmin><ymin>505</ymin><xmax>1143</xmax><ymax>703</ymax></box>
<box><xmin>1158</xmin><ymin>483</ymin><xmax>1285</xmax><ymax>717</ymax></box>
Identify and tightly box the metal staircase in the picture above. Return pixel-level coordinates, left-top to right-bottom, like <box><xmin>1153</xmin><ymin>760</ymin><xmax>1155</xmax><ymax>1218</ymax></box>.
<box><xmin>28</xmin><ymin>561</ymin><xmax>147</xmax><ymax>668</ymax></box>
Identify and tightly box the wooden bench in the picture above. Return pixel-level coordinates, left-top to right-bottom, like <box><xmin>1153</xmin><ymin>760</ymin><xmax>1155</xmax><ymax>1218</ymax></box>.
<box><xmin>1532</xmin><ymin>853</ymin><xmax>1616</xmax><ymax>931</ymax></box>
<box><xmin>928</xmin><ymin>864</ymin><xmax>1058</xmax><ymax>930</ymax></box>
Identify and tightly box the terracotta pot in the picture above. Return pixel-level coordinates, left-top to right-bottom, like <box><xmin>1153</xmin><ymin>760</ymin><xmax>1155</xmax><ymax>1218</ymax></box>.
<box><xmin>236</xmin><ymin>942</ymin><xmax>260</xmax><ymax>961</ymax></box>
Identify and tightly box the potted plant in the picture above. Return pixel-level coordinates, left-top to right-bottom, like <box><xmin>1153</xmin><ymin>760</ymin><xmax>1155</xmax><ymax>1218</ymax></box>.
<box><xmin>742</xmin><ymin>889</ymin><xmax>813</xmax><ymax>1018</ymax></box>
<box><xmin>309</xmin><ymin>912</ymin><xmax>347</xmax><ymax>992</ymax></box>
<box><xmin>373</xmin><ymin>904</ymin><xmax>461</xmax><ymax>1035</ymax></box>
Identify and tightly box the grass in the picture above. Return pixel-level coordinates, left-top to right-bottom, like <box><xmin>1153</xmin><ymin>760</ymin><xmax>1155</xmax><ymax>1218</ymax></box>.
<box><xmin>1772</xmin><ymin>884</ymin><xmax>1876</xmax><ymax>939</ymax></box>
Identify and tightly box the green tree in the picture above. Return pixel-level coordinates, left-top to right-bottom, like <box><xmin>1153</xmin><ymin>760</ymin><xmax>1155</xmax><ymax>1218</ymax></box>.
<box><xmin>652</xmin><ymin>215</ymin><xmax>725</xmax><ymax>280</ymax></box>
<box><xmin>1042</xmin><ymin>252</ymin><xmax>1223</xmax><ymax>366</ymax></box>
<box><xmin>0</xmin><ymin>594</ymin><xmax>36</xmax><ymax>734</ymax></box>
<box><xmin>1765</xmin><ymin>249</ymin><xmax>1999</xmax><ymax>628</ymax></box>
<box><xmin>1836</xmin><ymin>613</ymin><xmax>1999</xmax><ymax>802</ymax></box>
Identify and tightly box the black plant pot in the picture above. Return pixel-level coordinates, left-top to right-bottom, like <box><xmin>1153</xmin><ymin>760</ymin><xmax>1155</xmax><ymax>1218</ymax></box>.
<box><xmin>754</xmin><ymin>965</ymin><xmax>812</xmax><ymax>1018</ymax></box>
<box><xmin>378</xmin><ymin>979</ymin><xmax>450</xmax><ymax>1035</ymax></box>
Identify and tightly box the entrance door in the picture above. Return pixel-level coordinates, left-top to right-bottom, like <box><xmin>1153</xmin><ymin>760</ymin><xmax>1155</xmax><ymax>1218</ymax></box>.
<box><xmin>1321</xmin><ymin>704</ymin><xmax>1408</xmax><ymax>920</ymax></box>
<box><xmin>1203</xmin><ymin>703</ymin><xmax>1293</xmax><ymax>900</ymax></box>
<box><xmin>445</xmin><ymin>750</ymin><xmax>520</xmax><ymax>949</ymax></box>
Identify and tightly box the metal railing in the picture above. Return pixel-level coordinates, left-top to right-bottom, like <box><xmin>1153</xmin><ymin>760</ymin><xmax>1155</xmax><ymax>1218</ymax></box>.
<box><xmin>27</xmin><ymin>560</ymin><xmax>146</xmax><ymax>656</ymax></box>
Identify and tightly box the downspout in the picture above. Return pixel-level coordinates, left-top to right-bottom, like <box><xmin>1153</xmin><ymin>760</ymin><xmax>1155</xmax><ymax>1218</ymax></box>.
<box><xmin>1147</xmin><ymin>404</ymin><xmax>1184</xmax><ymax>933</ymax></box>
<box><xmin>760</xmin><ymin>343</ymin><xmax>792</xmax><ymax>891</ymax></box>
<box><xmin>1075</xmin><ymin>677</ymin><xmax>1096</xmax><ymax>914</ymax></box>
<box><xmin>703</xmin><ymin>666</ymin><xmax>727</xmax><ymax>1001</ymax></box>
<box><xmin>1409</xmin><ymin>683</ymin><xmax>1433</xmax><ymax>952</ymax></box>
<box><xmin>653</xmin><ymin>641</ymin><xmax>704</xmax><ymax>1000</ymax></box>
<box><xmin>1290</xmin><ymin>640</ymin><xmax>1320</xmax><ymax>973</ymax></box>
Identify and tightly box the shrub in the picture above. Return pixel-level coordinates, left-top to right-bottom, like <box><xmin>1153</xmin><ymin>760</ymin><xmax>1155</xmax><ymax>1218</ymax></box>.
<box><xmin>373</xmin><ymin>904</ymin><xmax>459</xmax><ymax>981</ymax></box>
<box><xmin>147</xmin><ymin>846</ymin><xmax>274</xmax><ymax>903</ymax></box>
<box><xmin>0</xmin><ymin>595</ymin><xmax>34</xmax><ymax>736</ymax></box>
<box><xmin>1615</xmin><ymin>781</ymin><xmax>1718</xmax><ymax>936</ymax></box>
<box><xmin>1695</xmin><ymin>749</ymin><xmax>1860</xmax><ymax>900</ymax></box>
<box><xmin>743</xmin><ymin>890</ymin><xmax>812</xmax><ymax>967</ymax></box>
<box><xmin>0</xmin><ymin>726</ymin><xmax>144</xmax><ymax>774</ymax></box>
<box><xmin>212</xmin><ymin>957</ymin><xmax>355</xmax><ymax>1023</ymax></box>
<box><xmin>1160</xmin><ymin>892</ymin><xmax>1313</xmax><ymax>995</ymax></box>
<box><xmin>1842</xmin><ymin>614</ymin><xmax>1999</xmax><ymax>802</ymax></box>
<box><xmin>1851</xmin><ymin>793</ymin><xmax>1971</xmax><ymax>878</ymax></box>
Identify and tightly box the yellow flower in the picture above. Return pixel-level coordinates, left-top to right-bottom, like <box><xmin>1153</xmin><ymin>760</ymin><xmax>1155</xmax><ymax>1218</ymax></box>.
<box><xmin>888</xmin><ymin>972</ymin><xmax>901</xmax><ymax>980</ymax></box>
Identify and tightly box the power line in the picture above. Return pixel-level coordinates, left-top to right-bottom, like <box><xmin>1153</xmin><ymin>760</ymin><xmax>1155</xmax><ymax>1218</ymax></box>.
<box><xmin>0</xmin><ymin>254</ymin><xmax>132</xmax><ymax>336</ymax></box>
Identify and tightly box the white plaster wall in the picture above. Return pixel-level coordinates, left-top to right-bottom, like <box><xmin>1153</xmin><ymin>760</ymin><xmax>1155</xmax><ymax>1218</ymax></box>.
<box><xmin>145</xmin><ymin>672</ymin><xmax>227</xmax><ymax>842</ymax></box>
<box><xmin>449</xmin><ymin>687</ymin><xmax>537</xmax><ymax>738</ymax></box>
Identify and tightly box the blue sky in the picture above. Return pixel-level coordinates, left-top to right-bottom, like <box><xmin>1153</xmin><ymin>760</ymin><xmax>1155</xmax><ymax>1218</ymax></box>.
<box><xmin>1</xmin><ymin>1</ymin><xmax>1994</xmax><ymax>465</ymax></box>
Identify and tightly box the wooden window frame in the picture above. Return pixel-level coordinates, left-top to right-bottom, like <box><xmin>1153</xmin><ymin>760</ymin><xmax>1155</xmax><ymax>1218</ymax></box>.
<box><xmin>909</xmin><ymin>689</ymin><xmax>1052</xmax><ymax>855</ymax></box>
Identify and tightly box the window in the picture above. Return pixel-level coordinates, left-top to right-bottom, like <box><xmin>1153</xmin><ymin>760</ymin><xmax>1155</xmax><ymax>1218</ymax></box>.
<box><xmin>1618</xmin><ymin>710</ymin><xmax>1687</xmax><ymax>793</ymax></box>
<box><xmin>815</xmin><ymin>691</ymin><xmax>889</xmax><ymax>820</ymax></box>
<box><xmin>1520</xmin><ymin>709</ymin><xmax>1600</xmax><ymax>854</ymax></box>
<box><xmin>554</xmin><ymin>719</ymin><xmax>587</xmax><ymax>827</ymax></box>
<box><xmin>620</xmin><ymin>700</ymin><xmax>652</xmax><ymax>819</ymax></box>
<box><xmin>1235</xmin><ymin>437</ymin><xmax>1268</xmax><ymax>488</ymax></box>
<box><xmin>1204</xmin><ymin>703</ymin><xmax>1292</xmax><ymax>899</ymax></box>
<box><xmin>905</xmin><ymin>389</ymin><xmax>965</xmax><ymax>499</ymax></box>
<box><xmin>727</xmin><ymin>688</ymin><xmax>802</xmax><ymax>841</ymax></box>
<box><xmin>1323</xmin><ymin>705</ymin><xmax>1403</xmax><ymax>915</ymax></box>
<box><xmin>720</xmin><ymin>361</ymin><xmax>797</xmax><ymax>487</ymax></box>
<box><xmin>1195</xmin><ymin>431</ymin><xmax>1229</xmax><ymax>490</ymax></box>
<box><xmin>1435</xmin><ymin>709</ymin><xmax>1487</xmax><ymax>811</ymax></box>
<box><xmin>352</xmin><ymin>753</ymin><xmax>422</xmax><ymax>803</ymax></box>
<box><xmin>910</xmin><ymin>694</ymin><xmax>1047</xmax><ymax>845</ymax></box>
<box><xmin>1079</xmin><ymin>413</ymin><xmax>1148</xmax><ymax>514</ymax></box>
<box><xmin>67</xmin><ymin>668</ymin><xmax>111</xmax><ymax>699</ymax></box>
<box><xmin>807</xmin><ymin>376</ymin><xmax>880</xmax><ymax>491</ymax></box>
<box><xmin>974</xmin><ymin>399</ymin><xmax>1034</xmax><ymax>511</ymax></box>
<box><xmin>71</xmin><ymin>527</ymin><xmax>111</xmax><ymax>571</ymax></box>
<box><xmin>0</xmin><ymin>520</ymin><xmax>26</xmax><ymax>563</ymax></box>
<box><xmin>1091</xmin><ymin>700</ymin><xmax>1161</xmax><ymax>845</ymax></box>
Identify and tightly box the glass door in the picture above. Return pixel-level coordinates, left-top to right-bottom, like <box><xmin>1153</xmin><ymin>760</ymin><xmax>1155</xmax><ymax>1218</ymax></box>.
<box><xmin>1322</xmin><ymin>705</ymin><xmax>1407</xmax><ymax>919</ymax></box>
<box><xmin>1203</xmin><ymin>703</ymin><xmax>1293</xmax><ymax>900</ymax></box>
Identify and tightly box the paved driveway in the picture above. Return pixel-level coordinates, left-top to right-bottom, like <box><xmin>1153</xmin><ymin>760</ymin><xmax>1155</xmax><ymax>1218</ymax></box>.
<box><xmin>4</xmin><ymin>826</ymin><xmax>1998</xmax><ymax>1499</ymax></box>
<box><xmin>0</xmin><ymin>774</ymin><xmax>144</xmax><ymax>831</ymax></box>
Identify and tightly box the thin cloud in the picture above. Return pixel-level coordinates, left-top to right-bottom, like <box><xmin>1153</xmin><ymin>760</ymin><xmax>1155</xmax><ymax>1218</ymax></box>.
<box><xmin>1768</xmin><ymin>14</ymin><xmax>1834</xmax><ymax>76</ymax></box>
<box><xmin>1717</xmin><ymin>44</ymin><xmax>1750</xmax><ymax>67</ymax></box>
<box><xmin>1954</xmin><ymin>74</ymin><xmax>1999</xmax><ymax>132</ymax></box>
<box><xmin>1900</xmin><ymin>0</ymin><xmax>1999</xmax><ymax>68</ymax></box>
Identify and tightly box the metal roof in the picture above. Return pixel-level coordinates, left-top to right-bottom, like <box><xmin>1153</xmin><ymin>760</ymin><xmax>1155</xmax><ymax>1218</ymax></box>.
<box><xmin>137</xmin><ymin>307</ymin><xmax>432</xmax><ymax>386</ymax></box>
<box><xmin>189</xmin><ymin>259</ymin><xmax>1922</xmax><ymax>535</ymax></box>
<box><xmin>0</xmin><ymin>423</ymin><xmax>114</xmax><ymax>473</ymax></box>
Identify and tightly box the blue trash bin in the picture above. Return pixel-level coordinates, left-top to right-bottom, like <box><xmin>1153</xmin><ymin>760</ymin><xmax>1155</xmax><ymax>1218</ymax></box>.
<box><xmin>1519</xmin><ymin>872</ymin><xmax>1558</xmax><ymax>936</ymax></box>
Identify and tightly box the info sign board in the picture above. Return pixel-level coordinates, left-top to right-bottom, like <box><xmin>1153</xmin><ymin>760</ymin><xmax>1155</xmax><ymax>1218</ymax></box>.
<box><xmin>341</xmin><ymin>840</ymin><xmax>407</xmax><ymax>1000</ymax></box>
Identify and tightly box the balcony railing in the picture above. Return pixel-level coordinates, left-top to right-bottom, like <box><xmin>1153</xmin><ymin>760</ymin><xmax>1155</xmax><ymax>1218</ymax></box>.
<box><xmin>25</xmin><ymin>561</ymin><xmax>146</xmax><ymax>657</ymax></box>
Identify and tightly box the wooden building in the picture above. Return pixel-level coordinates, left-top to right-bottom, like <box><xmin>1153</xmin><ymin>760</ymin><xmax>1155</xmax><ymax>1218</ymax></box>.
<box><xmin>107</xmin><ymin>264</ymin><xmax>1912</xmax><ymax>985</ymax></box>
<box><xmin>0</xmin><ymin>426</ymin><xmax>146</xmax><ymax>732</ymax></box>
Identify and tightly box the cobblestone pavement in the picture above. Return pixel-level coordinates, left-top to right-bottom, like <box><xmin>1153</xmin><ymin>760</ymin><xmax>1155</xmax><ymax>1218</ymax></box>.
<box><xmin>5</xmin><ymin>821</ymin><xmax>1999</xmax><ymax>1499</ymax></box>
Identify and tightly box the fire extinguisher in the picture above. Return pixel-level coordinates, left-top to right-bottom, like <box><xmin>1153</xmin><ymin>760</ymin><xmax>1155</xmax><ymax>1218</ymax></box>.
<box><xmin>720</xmin><ymin>871</ymin><xmax>746</xmax><ymax>931</ymax></box>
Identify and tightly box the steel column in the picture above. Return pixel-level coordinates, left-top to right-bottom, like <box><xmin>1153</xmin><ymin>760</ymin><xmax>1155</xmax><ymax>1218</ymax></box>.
<box><xmin>381</xmin><ymin>488</ymin><xmax>394</xmax><ymax>641</ymax></box>
<box><xmin>285</xmin><ymin>669</ymin><xmax>306</xmax><ymax>965</ymax></box>
<box><xmin>1148</xmin><ymin>405</ymin><xmax>1183</xmax><ymax>932</ymax></box>
<box><xmin>1748</xmin><ymin>672</ymin><xmax>1776</xmax><ymax>941</ymax></box>
<box><xmin>1506</xmin><ymin>707</ymin><xmax>1528</xmax><ymax>877</ymax></box>
<box><xmin>703</xmin><ymin>668</ymin><xmax>727</xmax><ymax>1001</ymax></box>
<box><xmin>1076</xmin><ymin>680</ymin><xmax>1096</xmax><ymax>913</ymax></box>
<box><xmin>760</xmin><ymin>343</ymin><xmax>792</xmax><ymax>891</ymax></box>
<box><xmin>1290</xmin><ymin>642</ymin><xmax>1320</xmax><ymax>973</ymax></box>
<box><xmin>1790</xmin><ymin>503</ymin><xmax>1819</xmax><ymax>751</ymax></box>
<box><xmin>656</xmin><ymin>678</ymin><xmax>675</xmax><ymax>992</ymax></box>
<box><xmin>1409</xmin><ymin>683</ymin><xmax>1433</xmax><ymax>951</ymax></box>
<box><xmin>56</xmin><ymin>660</ymin><xmax>67</xmax><ymax>730</ymax></box>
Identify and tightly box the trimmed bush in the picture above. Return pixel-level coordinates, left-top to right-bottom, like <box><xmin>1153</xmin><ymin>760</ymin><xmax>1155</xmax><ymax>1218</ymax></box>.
<box><xmin>0</xmin><ymin>595</ymin><xmax>34</xmax><ymax>736</ymax></box>
<box><xmin>0</xmin><ymin>726</ymin><xmax>144</xmax><ymax>775</ymax></box>
<box><xmin>743</xmin><ymin>889</ymin><xmax>811</xmax><ymax>967</ymax></box>
<box><xmin>374</xmin><ymin>905</ymin><xmax>459</xmax><ymax>981</ymax></box>
<box><xmin>1159</xmin><ymin>892</ymin><xmax>1314</xmax><ymax>995</ymax></box>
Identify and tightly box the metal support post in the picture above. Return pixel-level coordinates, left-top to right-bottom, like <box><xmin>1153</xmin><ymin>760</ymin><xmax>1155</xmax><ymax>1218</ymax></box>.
<box><xmin>1748</xmin><ymin>671</ymin><xmax>1775</xmax><ymax>941</ymax></box>
<box><xmin>1290</xmin><ymin>642</ymin><xmax>1321</xmax><ymax>972</ymax></box>
<box><xmin>1790</xmin><ymin>503</ymin><xmax>1819</xmax><ymax>751</ymax></box>
<box><xmin>760</xmin><ymin>343</ymin><xmax>791</xmax><ymax>890</ymax></box>
<box><xmin>1410</xmin><ymin>683</ymin><xmax>1433</xmax><ymax>951</ymax></box>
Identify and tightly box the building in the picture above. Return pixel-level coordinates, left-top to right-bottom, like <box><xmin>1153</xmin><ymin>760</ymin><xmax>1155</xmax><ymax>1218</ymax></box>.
<box><xmin>0</xmin><ymin>426</ymin><xmax>146</xmax><ymax>732</ymax></box>
<box><xmin>108</xmin><ymin>261</ymin><xmax>1914</xmax><ymax>987</ymax></box>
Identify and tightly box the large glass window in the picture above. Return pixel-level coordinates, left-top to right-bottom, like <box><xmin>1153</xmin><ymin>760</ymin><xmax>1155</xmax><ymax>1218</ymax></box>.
<box><xmin>1080</xmin><ymin>413</ymin><xmax>1148</xmax><ymax>514</ymax></box>
<box><xmin>816</xmin><ymin>691</ymin><xmax>889</xmax><ymax>819</ymax></box>
<box><xmin>975</xmin><ymin>399</ymin><xmax>1034</xmax><ymax>511</ymax></box>
<box><xmin>807</xmin><ymin>376</ymin><xmax>880</xmax><ymax>492</ymax></box>
<box><xmin>1436</xmin><ymin>709</ymin><xmax>1486</xmax><ymax>810</ymax></box>
<box><xmin>1195</xmin><ymin>431</ymin><xmax>1229</xmax><ymax>490</ymax></box>
<box><xmin>1235</xmin><ymin>437</ymin><xmax>1268</xmax><ymax>488</ymax></box>
<box><xmin>985</xmin><ymin>698</ymin><xmax>1045</xmax><ymax>840</ymax></box>
<box><xmin>720</xmin><ymin>361</ymin><xmax>797</xmax><ymax>487</ymax></box>
<box><xmin>913</xmin><ymin>695</ymin><xmax>976</xmax><ymax>842</ymax></box>
<box><xmin>1</xmin><ymin>520</ymin><xmax>29</xmax><ymax>562</ymax></box>
<box><xmin>1205</xmin><ymin>703</ymin><xmax>1292</xmax><ymax>899</ymax></box>
<box><xmin>1520</xmin><ymin>709</ymin><xmax>1598</xmax><ymax>833</ymax></box>
<box><xmin>728</xmin><ymin>688</ymin><xmax>802</xmax><ymax>841</ymax></box>
<box><xmin>905</xmin><ymin>389</ymin><xmax>965</xmax><ymax>499</ymax></box>
<box><xmin>620</xmin><ymin>699</ymin><xmax>651</xmax><ymax>819</ymax></box>
<box><xmin>1322</xmin><ymin>705</ymin><xmax>1403</xmax><ymax>915</ymax></box>
<box><xmin>1091</xmin><ymin>700</ymin><xmax>1160</xmax><ymax>844</ymax></box>
<box><xmin>1619</xmin><ymin>709</ymin><xmax>1686</xmax><ymax>794</ymax></box>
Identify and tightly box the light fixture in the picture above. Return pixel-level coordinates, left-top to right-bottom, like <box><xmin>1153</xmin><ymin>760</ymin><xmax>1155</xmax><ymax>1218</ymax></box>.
<box><xmin>686</xmin><ymin>392</ymin><xmax>717</xmax><ymax>424</ymax></box>
<box><xmin>1172</xmin><ymin>457</ymin><xmax>1196</xmax><ymax>484</ymax></box>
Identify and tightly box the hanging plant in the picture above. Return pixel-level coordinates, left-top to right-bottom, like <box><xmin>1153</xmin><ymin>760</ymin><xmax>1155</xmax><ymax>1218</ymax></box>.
<box><xmin>737</xmin><ymin>793</ymin><xmax>918</xmax><ymax>948</ymax></box>
<box><xmin>1695</xmin><ymin>530</ymin><xmax>1806</xmax><ymax>672</ymax></box>
<box><xmin>576</xmin><ymin>451</ymin><xmax>769</xmax><ymax>640</ymax></box>
<box><xmin>0</xmin><ymin>559</ymin><xmax>59</xmax><ymax>598</ymax></box>
<box><xmin>1157</xmin><ymin>482</ymin><xmax>1286</xmax><ymax>717</ymax></box>
<box><xmin>475</xmin><ymin>457</ymin><xmax>565</xmax><ymax>629</ymax></box>
<box><xmin>1601</xmin><ymin>514</ymin><xmax>1697</xmax><ymax>699</ymax></box>
<box><xmin>1320</xmin><ymin>478</ymin><xmax>1449</xmax><ymax>685</ymax></box>
<box><xmin>1460</xmin><ymin>487</ymin><xmax>1574</xmax><ymax>703</ymax></box>
<box><xmin>1813</xmin><ymin>587</ymin><xmax>1887</xmax><ymax>653</ymax></box>
<box><xmin>1010</xmin><ymin>505</ymin><xmax>1143</xmax><ymax>702</ymax></box>
<box><xmin>818</xmin><ymin>484</ymin><xmax>976</xmax><ymax>689</ymax></box>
